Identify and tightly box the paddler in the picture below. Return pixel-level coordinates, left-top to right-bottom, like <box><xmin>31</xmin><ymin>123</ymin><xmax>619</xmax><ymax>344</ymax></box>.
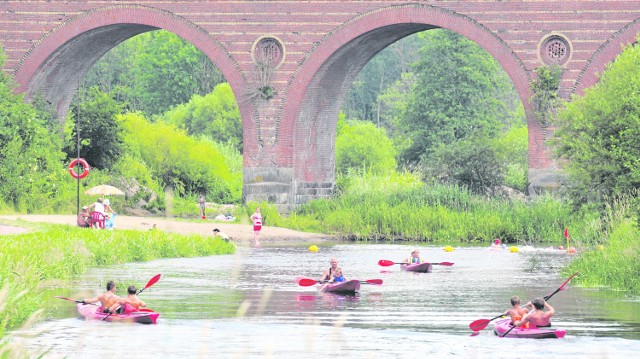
<box><xmin>513</xmin><ymin>298</ymin><xmax>555</xmax><ymax>328</ymax></box>
<box><xmin>402</xmin><ymin>249</ymin><xmax>424</xmax><ymax>264</ymax></box>
<box><xmin>320</xmin><ymin>258</ymin><xmax>340</xmax><ymax>282</ymax></box>
<box><xmin>82</xmin><ymin>281</ymin><xmax>120</xmax><ymax>313</ymax></box>
<box><xmin>108</xmin><ymin>285</ymin><xmax>147</xmax><ymax>314</ymax></box>
<box><xmin>502</xmin><ymin>295</ymin><xmax>530</xmax><ymax>326</ymax></box>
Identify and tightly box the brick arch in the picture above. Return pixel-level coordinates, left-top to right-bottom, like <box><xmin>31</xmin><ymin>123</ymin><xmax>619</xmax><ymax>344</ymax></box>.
<box><xmin>573</xmin><ymin>18</ymin><xmax>640</xmax><ymax>95</ymax></box>
<box><xmin>279</xmin><ymin>4</ymin><xmax>535</xmax><ymax>187</ymax></box>
<box><xmin>13</xmin><ymin>4</ymin><xmax>251</xmax><ymax>122</ymax></box>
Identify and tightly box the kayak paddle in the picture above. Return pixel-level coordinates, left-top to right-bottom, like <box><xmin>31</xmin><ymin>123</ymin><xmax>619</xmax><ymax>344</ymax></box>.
<box><xmin>499</xmin><ymin>271</ymin><xmax>579</xmax><ymax>338</ymax></box>
<box><xmin>469</xmin><ymin>271</ymin><xmax>579</xmax><ymax>333</ymax></box>
<box><xmin>103</xmin><ymin>273</ymin><xmax>161</xmax><ymax>321</ymax></box>
<box><xmin>296</xmin><ymin>276</ymin><xmax>383</xmax><ymax>286</ymax></box>
<box><xmin>378</xmin><ymin>260</ymin><xmax>454</xmax><ymax>267</ymax></box>
<box><xmin>137</xmin><ymin>273</ymin><xmax>162</xmax><ymax>295</ymax></box>
<box><xmin>54</xmin><ymin>296</ymin><xmax>99</xmax><ymax>306</ymax></box>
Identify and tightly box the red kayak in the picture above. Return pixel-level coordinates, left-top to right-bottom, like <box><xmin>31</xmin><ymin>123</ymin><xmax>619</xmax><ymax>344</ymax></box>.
<box><xmin>77</xmin><ymin>303</ymin><xmax>160</xmax><ymax>324</ymax></box>
<box><xmin>401</xmin><ymin>262</ymin><xmax>433</xmax><ymax>273</ymax></box>
<box><xmin>321</xmin><ymin>279</ymin><xmax>361</xmax><ymax>294</ymax></box>
<box><xmin>493</xmin><ymin>318</ymin><xmax>566</xmax><ymax>339</ymax></box>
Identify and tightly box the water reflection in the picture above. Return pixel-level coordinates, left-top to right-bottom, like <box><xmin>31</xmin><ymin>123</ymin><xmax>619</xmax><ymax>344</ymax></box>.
<box><xmin>10</xmin><ymin>244</ymin><xmax>640</xmax><ymax>358</ymax></box>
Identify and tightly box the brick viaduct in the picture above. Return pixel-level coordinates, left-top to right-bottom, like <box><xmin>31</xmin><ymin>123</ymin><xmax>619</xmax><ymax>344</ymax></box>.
<box><xmin>1</xmin><ymin>1</ymin><xmax>640</xmax><ymax>208</ymax></box>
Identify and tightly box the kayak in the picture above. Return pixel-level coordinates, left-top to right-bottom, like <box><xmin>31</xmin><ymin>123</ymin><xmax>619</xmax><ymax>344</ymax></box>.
<box><xmin>401</xmin><ymin>262</ymin><xmax>433</xmax><ymax>273</ymax></box>
<box><xmin>76</xmin><ymin>303</ymin><xmax>160</xmax><ymax>324</ymax></box>
<box><xmin>493</xmin><ymin>318</ymin><xmax>566</xmax><ymax>339</ymax></box>
<box><xmin>321</xmin><ymin>279</ymin><xmax>360</xmax><ymax>294</ymax></box>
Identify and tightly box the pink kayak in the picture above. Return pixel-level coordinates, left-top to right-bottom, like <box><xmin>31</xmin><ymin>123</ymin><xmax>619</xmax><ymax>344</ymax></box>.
<box><xmin>77</xmin><ymin>303</ymin><xmax>160</xmax><ymax>324</ymax></box>
<box><xmin>493</xmin><ymin>318</ymin><xmax>566</xmax><ymax>339</ymax></box>
<box><xmin>321</xmin><ymin>279</ymin><xmax>361</xmax><ymax>294</ymax></box>
<box><xmin>401</xmin><ymin>262</ymin><xmax>433</xmax><ymax>273</ymax></box>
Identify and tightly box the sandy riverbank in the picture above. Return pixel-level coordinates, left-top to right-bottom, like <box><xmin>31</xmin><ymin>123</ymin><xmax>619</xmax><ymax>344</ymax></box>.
<box><xmin>0</xmin><ymin>214</ymin><xmax>337</xmax><ymax>244</ymax></box>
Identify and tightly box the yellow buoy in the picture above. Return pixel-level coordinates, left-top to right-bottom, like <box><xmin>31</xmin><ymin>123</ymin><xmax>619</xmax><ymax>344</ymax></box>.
<box><xmin>308</xmin><ymin>245</ymin><xmax>318</xmax><ymax>253</ymax></box>
<box><xmin>509</xmin><ymin>246</ymin><xmax>519</xmax><ymax>253</ymax></box>
<box><xmin>444</xmin><ymin>245</ymin><xmax>454</xmax><ymax>252</ymax></box>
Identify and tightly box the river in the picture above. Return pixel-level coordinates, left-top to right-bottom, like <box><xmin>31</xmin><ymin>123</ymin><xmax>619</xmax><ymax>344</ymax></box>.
<box><xmin>10</xmin><ymin>243</ymin><xmax>640</xmax><ymax>358</ymax></box>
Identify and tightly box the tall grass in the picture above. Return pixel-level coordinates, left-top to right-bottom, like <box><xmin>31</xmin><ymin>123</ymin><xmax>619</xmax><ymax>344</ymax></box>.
<box><xmin>0</xmin><ymin>224</ymin><xmax>234</xmax><ymax>335</ymax></box>
<box><xmin>564</xmin><ymin>197</ymin><xmax>640</xmax><ymax>292</ymax></box>
<box><xmin>282</xmin><ymin>172</ymin><xmax>603</xmax><ymax>244</ymax></box>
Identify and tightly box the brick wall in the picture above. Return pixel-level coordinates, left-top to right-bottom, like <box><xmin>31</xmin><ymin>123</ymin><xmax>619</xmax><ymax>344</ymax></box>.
<box><xmin>1</xmin><ymin>1</ymin><xmax>638</xmax><ymax>206</ymax></box>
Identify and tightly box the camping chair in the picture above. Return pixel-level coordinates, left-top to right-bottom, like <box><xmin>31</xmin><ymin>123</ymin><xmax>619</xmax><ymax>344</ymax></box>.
<box><xmin>89</xmin><ymin>211</ymin><xmax>106</xmax><ymax>229</ymax></box>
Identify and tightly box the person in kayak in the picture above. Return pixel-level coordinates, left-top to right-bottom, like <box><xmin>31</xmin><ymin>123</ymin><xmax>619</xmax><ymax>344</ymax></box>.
<box><xmin>403</xmin><ymin>249</ymin><xmax>424</xmax><ymax>264</ymax></box>
<box><xmin>513</xmin><ymin>298</ymin><xmax>555</xmax><ymax>328</ymax></box>
<box><xmin>503</xmin><ymin>295</ymin><xmax>530</xmax><ymax>325</ymax></box>
<box><xmin>329</xmin><ymin>267</ymin><xmax>346</xmax><ymax>283</ymax></box>
<box><xmin>320</xmin><ymin>258</ymin><xmax>340</xmax><ymax>282</ymax></box>
<box><xmin>82</xmin><ymin>281</ymin><xmax>120</xmax><ymax>313</ymax></box>
<box><xmin>108</xmin><ymin>285</ymin><xmax>147</xmax><ymax>314</ymax></box>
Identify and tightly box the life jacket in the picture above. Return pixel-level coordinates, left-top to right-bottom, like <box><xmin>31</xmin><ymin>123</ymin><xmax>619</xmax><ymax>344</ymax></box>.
<box><xmin>513</xmin><ymin>315</ymin><xmax>530</xmax><ymax>329</ymax></box>
<box><xmin>410</xmin><ymin>257</ymin><xmax>423</xmax><ymax>264</ymax></box>
<box><xmin>333</xmin><ymin>274</ymin><xmax>345</xmax><ymax>283</ymax></box>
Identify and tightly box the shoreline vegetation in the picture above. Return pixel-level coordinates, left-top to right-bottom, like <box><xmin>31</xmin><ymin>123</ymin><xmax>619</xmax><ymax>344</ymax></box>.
<box><xmin>0</xmin><ymin>224</ymin><xmax>234</xmax><ymax>346</ymax></box>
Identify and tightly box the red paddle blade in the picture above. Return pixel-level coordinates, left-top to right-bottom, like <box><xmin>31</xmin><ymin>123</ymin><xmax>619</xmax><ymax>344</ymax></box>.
<box><xmin>434</xmin><ymin>262</ymin><xmax>455</xmax><ymax>266</ymax></box>
<box><xmin>378</xmin><ymin>260</ymin><xmax>396</xmax><ymax>267</ymax></box>
<box><xmin>298</xmin><ymin>278</ymin><xmax>320</xmax><ymax>287</ymax></box>
<box><xmin>364</xmin><ymin>279</ymin><xmax>383</xmax><ymax>285</ymax></box>
<box><xmin>469</xmin><ymin>319</ymin><xmax>491</xmax><ymax>332</ymax></box>
<box><xmin>145</xmin><ymin>274</ymin><xmax>161</xmax><ymax>289</ymax></box>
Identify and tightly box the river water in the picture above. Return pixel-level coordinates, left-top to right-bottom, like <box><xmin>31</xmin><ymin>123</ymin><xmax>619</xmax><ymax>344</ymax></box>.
<box><xmin>10</xmin><ymin>243</ymin><xmax>640</xmax><ymax>358</ymax></box>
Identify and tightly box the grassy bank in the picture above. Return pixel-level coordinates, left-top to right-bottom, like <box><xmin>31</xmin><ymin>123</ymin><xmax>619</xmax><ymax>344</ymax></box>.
<box><xmin>0</xmin><ymin>224</ymin><xmax>234</xmax><ymax>338</ymax></box>
<box><xmin>564</xmin><ymin>200</ymin><xmax>640</xmax><ymax>292</ymax></box>
<box><xmin>260</xmin><ymin>173</ymin><xmax>603</xmax><ymax>245</ymax></box>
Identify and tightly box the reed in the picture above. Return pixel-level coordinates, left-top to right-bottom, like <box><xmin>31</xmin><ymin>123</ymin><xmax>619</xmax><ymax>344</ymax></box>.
<box><xmin>286</xmin><ymin>172</ymin><xmax>600</xmax><ymax>244</ymax></box>
<box><xmin>0</xmin><ymin>224</ymin><xmax>234</xmax><ymax>335</ymax></box>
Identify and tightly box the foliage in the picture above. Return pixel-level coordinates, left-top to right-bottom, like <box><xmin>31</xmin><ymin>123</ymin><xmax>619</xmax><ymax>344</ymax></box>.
<box><xmin>0</xmin><ymin>224</ymin><xmax>235</xmax><ymax>334</ymax></box>
<box><xmin>65</xmin><ymin>87</ymin><xmax>125</xmax><ymax>170</ymax></box>
<box><xmin>397</xmin><ymin>29</ymin><xmax>518</xmax><ymax>165</ymax></box>
<box><xmin>427</xmin><ymin>137</ymin><xmax>505</xmax><ymax>195</ymax></box>
<box><xmin>0</xmin><ymin>52</ymin><xmax>67</xmax><ymax>212</ymax></box>
<box><xmin>531</xmin><ymin>65</ymin><xmax>563</xmax><ymax>127</ymax></box>
<box><xmin>81</xmin><ymin>30</ymin><xmax>224</xmax><ymax>116</ymax></box>
<box><xmin>565</xmin><ymin>196</ymin><xmax>640</xmax><ymax>292</ymax></box>
<box><xmin>162</xmin><ymin>83</ymin><xmax>242</xmax><ymax>152</ymax></box>
<box><xmin>289</xmin><ymin>172</ymin><xmax>589</xmax><ymax>244</ymax></box>
<box><xmin>492</xmin><ymin>123</ymin><xmax>529</xmax><ymax>192</ymax></box>
<box><xmin>120</xmin><ymin>113</ymin><xmax>242</xmax><ymax>203</ymax></box>
<box><xmin>342</xmin><ymin>35</ymin><xmax>421</xmax><ymax>125</ymax></box>
<box><xmin>552</xmin><ymin>40</ymin><xmax>640</xmax><ymax>208</ymax></box>
<box><xmin>335</xmin><ymin>114</ymin><xmax>397</xmax><ymax>175</ymax></box>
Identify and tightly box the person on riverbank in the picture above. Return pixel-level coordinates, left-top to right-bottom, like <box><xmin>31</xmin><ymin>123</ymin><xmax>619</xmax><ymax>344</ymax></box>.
<box><xmin>82</xmin><ymin>281</ymin><xmax>120</xmax><ymax>313</ymax></box>
<box><xmin>212</xmin><ymin>228</ymin><xmax>230</xmax><ymax>242</ymax></box>
<box><xmin>108</xmin><ymin>285</ymin><xmax>147</xmax><ymax>314</ymax></box>
<box><xmin>88</xmin><ymin>197</ymin><xmax>105</xmax><ymax>215</ymax></box>
<box><xmin>77</xmin><ymin>206</ymin><xmax>90</xmax><ymax>228</ymax></box>
<box><xmin>513</xmin><ymin>298</ymin><xmax>555</xmax><ymax>328</ymax></box>
<box><xmin>503</xmin><ymin>295</ymin><xmax>530</xmax><ymax>325</ymax></box>
<box><xmin>250</xmin><ymin>207</ymin><xmax>262</xmax><ymax>244</ymax></box>
<box><xmin>198</xmin><ymin>193</ymin><xmax>206</xmax><ymax>219</ymax></box>
<box><xmin>403</xmin><ymin>249</ymin><xmax>424</xmax><ymax>264</ymax></box>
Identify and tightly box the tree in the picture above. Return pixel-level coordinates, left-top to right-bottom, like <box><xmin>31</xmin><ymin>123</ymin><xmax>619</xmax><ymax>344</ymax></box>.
<box><xmin>531</xmin><ymin>66</ymin><xmax>563</xmax><ymax>127</ymax></box>
<box><xmin>553</xmin><ymin>40</ymin><xmax>640</xmax><ymax>207</ymax></box>
<box><xmin>0</xmin><ymin>47</ymin><xmax>66</xmax><ymax>211</ymax></box>
<box><xmin>398</xmin><ymin>29</ymin><xmax>517</xmax><ymax>165</ymax></box>
<box><xmin>66</xmin><ymin>87</ymin><xmax>125</xmax><ymax>170</ymax></box>
<box><xmin>162</xmin><ymin>83</ymin><xmax>242</xmax><ymax>152</ymax></box>
<box><xmin>81</xmin><ymin>30</ymin><xmax>224</xmax><ymax>116</ymax></box>
<box><xmin>427</xmin><ymin>137</ymin><xmax>505</xmax><ymax>195</ymax></box>
<box><xmin>335</xmin><ymin>114</ymin><xmax>397</xmax><ymax>175</ymax></box>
